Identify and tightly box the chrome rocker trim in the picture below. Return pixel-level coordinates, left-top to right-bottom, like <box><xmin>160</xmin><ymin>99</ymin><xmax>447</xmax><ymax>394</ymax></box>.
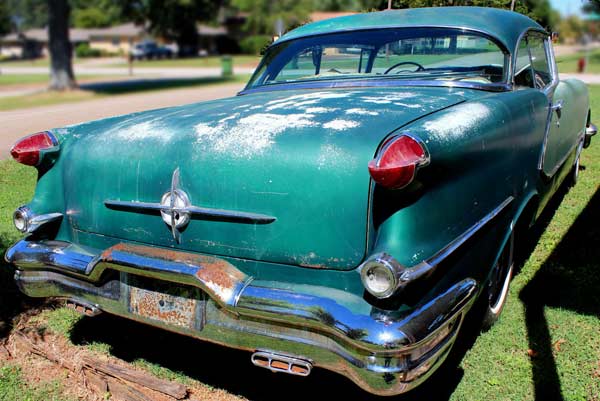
<box><xmin>5</xmin><ymin>239</ymin><xmax>477</xmax><ymax>396</ymax></box>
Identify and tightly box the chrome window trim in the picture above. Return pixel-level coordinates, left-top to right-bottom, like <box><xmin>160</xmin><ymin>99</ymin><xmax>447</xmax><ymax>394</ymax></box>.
<box><xmin>244</xmin><ymin>26</ymin><xmax>513</xmax><ymax>94</ymax></box>
<box><xmin>239</xmin><ymin>79</ymin><xmax>511</xmax><ymax>96</ymax></box>
<box><xmin>535</xmin><ymin>33</ymin><xmax>562</xmax><ymax>173</ymax></box>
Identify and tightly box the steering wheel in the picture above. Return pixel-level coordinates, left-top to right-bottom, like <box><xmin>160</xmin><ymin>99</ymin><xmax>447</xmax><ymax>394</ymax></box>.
<box><xmin>384</xmin><ymin>61</ymin><xmax>425</xmax><ymax>75</ymax></box>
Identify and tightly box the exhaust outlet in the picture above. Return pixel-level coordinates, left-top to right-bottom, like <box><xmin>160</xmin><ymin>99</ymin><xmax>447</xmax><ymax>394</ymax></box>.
<box><xmin>251</xmin><ymin>351</ymin><xmax>312</xmax><ymax>377</ymax></box>
<box><xmin>65</xmin><ymin>299</ymin><xmax>101</xmax><ymax>317</ymax></box>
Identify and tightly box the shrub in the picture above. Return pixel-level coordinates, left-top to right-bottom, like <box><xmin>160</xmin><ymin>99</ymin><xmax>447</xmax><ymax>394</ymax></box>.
<box><xmin>75</xmin><ymin>43</ymin><xmax>102</xmax><ymax>58</ymax></box>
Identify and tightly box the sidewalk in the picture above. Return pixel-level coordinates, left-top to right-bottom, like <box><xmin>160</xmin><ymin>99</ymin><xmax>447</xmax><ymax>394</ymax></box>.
<box><xmin>560</xmin><ymin>73</ymin><xmax>600</xmax><ymax>84</ymax></box>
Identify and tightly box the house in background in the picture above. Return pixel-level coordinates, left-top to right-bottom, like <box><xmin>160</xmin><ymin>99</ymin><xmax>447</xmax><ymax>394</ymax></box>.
<box><xmin>86</xmin><ymin>23</ymin><xmax>147</xmax><ymax>54</ymax></box>
<box><xmin>0</xmin><ymin>12</ymin><xmax>356</xmax><ymax>59</ymax></box>
<box><xmin>0</xmin><ymin>23</ymin><xmax>145</xmax><ymax>59</ymax></box>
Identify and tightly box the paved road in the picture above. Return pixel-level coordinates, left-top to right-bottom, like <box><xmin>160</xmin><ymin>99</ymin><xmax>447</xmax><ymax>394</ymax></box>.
<box><xmin>0</xmin><ymin>82</ymin><xmax>243</xmax><ymax>158</ymax></box>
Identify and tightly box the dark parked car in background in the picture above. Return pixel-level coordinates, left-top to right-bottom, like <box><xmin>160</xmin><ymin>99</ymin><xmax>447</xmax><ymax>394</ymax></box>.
<box><xmin>130</xmin><ymin>41</ymin><xmax>173</xmax><ymax>60</ymax></box>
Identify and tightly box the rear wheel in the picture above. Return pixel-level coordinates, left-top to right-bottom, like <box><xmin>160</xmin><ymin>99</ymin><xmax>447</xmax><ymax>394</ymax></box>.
<box><xmin>481</xmin><ymin>232</ymin><xmax>514</xmax><ymax>331</ymax></box>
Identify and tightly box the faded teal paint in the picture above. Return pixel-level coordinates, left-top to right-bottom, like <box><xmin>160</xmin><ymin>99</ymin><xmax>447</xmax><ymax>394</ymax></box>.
<box><xmin>277</xmin><ymin>7</ymin><xmax>544</xmax><ymax>54</ymax></box>
<box><xmin>45</xmin><ymin>87</ymin><xmax>477</xmax><ymax>270</ymax></box>
<box><xmin>542</xmin><ymin>79</ymin><xmax>589</xmax><ymax>177</ymax></box>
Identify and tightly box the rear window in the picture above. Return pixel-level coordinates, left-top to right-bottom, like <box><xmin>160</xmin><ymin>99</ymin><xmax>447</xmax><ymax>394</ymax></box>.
<box><xmin>248</xmin><ymin>28</ymin><xmax>507</xmax><ymax>89</ymax></box>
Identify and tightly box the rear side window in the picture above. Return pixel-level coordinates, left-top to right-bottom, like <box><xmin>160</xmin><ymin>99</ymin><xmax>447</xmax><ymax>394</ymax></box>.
<box><xmin>514</xmin><ymin>39</ymin><xmax>534</xmax><ymax>88</ymax></box>
<box><xmin>527</xmin><ymin>35</ymin><xmax>552</xmax><ymax>88</ymax></box>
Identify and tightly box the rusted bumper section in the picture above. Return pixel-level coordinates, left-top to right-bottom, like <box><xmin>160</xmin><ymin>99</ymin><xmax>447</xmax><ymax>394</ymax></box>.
<box><xmin>5</xmin><ymin>239</ymin><xmax>478</xmax><ymax>396</ymax></box>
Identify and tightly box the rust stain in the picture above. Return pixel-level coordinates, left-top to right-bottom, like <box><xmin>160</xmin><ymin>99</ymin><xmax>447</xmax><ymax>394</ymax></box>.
<box><xmin>195</xmin><ymin>261</ymin><xmax>245</xmax><ymax>291</ymax></box>
<box><xmin>130</xmin><ymin>284</ymin><xmax>198</xmax><ymax>329</ymax></box>
<box><xmin>103</xmin><ymin>243</ymin><xmax>248</xmax><ymax>303</ymax></box>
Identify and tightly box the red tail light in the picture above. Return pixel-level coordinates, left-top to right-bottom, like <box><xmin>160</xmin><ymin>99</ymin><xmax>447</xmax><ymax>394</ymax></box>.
<box><xmin>10</xmin><ymin>132</ymin><xmax>57</xmax><ymax>166</ymax></box>
<box><xmin>368</xmin><ymin>135</ymin><xmax>429</xmax><ymax>189</ymax></box>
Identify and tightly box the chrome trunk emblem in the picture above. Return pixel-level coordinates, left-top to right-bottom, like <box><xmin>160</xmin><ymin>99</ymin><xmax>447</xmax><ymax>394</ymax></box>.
<box><xmin>160</xmin><ymin>168</ymin><xmax>190</xmax><ymax>243</ymax></box>
<box><xmin>105</xmin><ymin>168</ymin><xmax>277</xmax><ymax>244</ymax></box>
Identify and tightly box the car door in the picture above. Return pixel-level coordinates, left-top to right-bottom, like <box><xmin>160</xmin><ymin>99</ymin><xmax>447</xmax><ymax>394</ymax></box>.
<box><xmin>526</xmin><ymin>34</ymin><xmax>565</xmax><ymax>177</ymax></box>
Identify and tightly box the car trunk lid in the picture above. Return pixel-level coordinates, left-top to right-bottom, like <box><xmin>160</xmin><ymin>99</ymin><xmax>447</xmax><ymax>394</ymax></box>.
<box><xmin>60</xmin><ymin>87</ymin><xmax>470</xmax><ymax>270</ymax></box>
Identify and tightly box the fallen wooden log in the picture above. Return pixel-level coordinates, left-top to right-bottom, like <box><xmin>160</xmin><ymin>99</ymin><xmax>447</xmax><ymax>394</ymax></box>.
<box><xmin>81</xmin><ymin>356</ymin><xmax>188</xmax><ymax>400</ymax></box>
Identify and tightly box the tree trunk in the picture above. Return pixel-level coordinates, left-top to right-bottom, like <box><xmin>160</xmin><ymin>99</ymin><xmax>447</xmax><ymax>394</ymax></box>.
<box><xmin>176</xmin><ymin>21</ymin><xmax>199</xmax><ymax>58</ymax></box>
<box><xmin>48</xmin><ymin>0</ymin><xmax>76</xmax><ymax>90</ymax></box>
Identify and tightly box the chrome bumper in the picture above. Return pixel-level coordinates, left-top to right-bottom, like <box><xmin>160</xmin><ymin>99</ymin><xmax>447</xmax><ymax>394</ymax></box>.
<box><xmin>584</xmin><ymin>123</ymin><xmax>597</xmax><ymax>149</ymax></box>
<box><xmin>5</xmin><ymin>239</ymin><xmax>477</xmax><ymax>396</ymax></box>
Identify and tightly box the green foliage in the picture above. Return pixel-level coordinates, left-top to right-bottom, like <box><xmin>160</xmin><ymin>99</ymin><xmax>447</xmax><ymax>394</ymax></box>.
<box><xmin>389</xmin><ymin>0</ymin><xmax>559</xmax><ymax>30</ymax></box>
<box><xmin>74</xmin><ymin>42</ymin><xmax>101</xmax><ymax>58</ymax></box>
<box><xmin>5</xmin><ymin>0</ymin><xmax>47</xmax><ymax>30</ymax></box>
<box><xmin>559</xmin><ymin>15</ymin><xmax>585</xmax><ymax>42</ymax></box>
<box><xmin>0</xmin><ymin>1</ymin><xmax>11</xmax><ymax>36</ymax></box>
<box><xmin>34</xmin><ymin>307</ymin><xmax>82</xmax><ymax>337</ymax></box>
<box><xmin>0</xmin><ymin>364</ymin><xmax>73</xmax><ymax>401</ymax></box>
<box><xmin>70</xmin><ymin>0</ymin><xmax>124</xmax><ymax>28</ymax></box>
<box><xmin>117</xmin><ymin>0</ymin><xmax>221</xmax><ymax>54</ymax></box>
<box><xmin>239</xmin><ymin>35</ymin><xmax>271</xmax><ymax>54</ymax></box>
<box><xmin>232</xmin><ymin>0</ymin><xmax>313</xmax><ymax>35</ymax></box>
<box><xmin>72</xmin><ymin>8</ymin><xmax>112</xmax><ymax>28</ymax></box>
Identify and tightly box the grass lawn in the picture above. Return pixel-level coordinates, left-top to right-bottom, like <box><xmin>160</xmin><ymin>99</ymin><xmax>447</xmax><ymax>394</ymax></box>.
<box><xmin>0</xmin><ymin>88</ymin><xmax>599</xmax><ymax>400</ymax></box>
<box><xmin>556</xmin><ymin>49</ymin><xmax>600</xmax><ymax>74</ymax></box>
<box><xmin>0</xmin><ymin>74</ymin><xmax>53</xmax><ymax>86</ymax></box>
<box><xmin>0</xmin><ymin>59</ymin><xmax>51</xmax><ymax>68</ymax></box>
<box><xmin>0</xmin><ymin>74</ymin><xmax>132</xmax><ymax>87</ymax></box>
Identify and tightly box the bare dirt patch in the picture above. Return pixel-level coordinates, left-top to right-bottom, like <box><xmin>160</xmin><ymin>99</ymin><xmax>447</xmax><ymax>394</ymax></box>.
<box><xmin>1</xmin><ymin>311</ymin><xmax>245</xmax><ymax>401</ymax></box>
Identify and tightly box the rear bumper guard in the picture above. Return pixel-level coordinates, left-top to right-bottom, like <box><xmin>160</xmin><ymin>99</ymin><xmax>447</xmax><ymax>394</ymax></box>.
<box><xmin>5</xmin><ymin>239</ymin><xmax>477</xmax><ymax>396</ymax></box>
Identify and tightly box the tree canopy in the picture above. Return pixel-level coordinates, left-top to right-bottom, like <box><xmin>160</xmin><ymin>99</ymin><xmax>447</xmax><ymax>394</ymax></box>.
<box><xmin>0</xmin><ymin>1</ymin><xmax>11</xmax><ymax>36</ymax></box>
<box><xmin>313</xmin><ymin>0</ymin><xmax>559</xmax><ymax>30</ymax></box>
<box><xmin>232</xmin><ymin>0</ymin><xmax>313</xmax><ymax>35</ymax></box>
<box><xmin>117</xmin><ymin>0</ymin><xmax>222</xmax><ymax>55</ymax></box>
<box><xmin>386</xmin><ymin>1</ymin><xmax>559</xmax><ymax>30</ymax></box>
<box><xmin>70</xmin><ymin>0</ymin><xmax>124</xmax><ymax>28</ymax></box>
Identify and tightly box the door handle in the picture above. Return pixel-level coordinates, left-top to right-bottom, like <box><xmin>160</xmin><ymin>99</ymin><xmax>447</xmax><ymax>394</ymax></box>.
<box><xmin>552</xmin><ymin>100</ymin><xmax>563</xmax><ymax>119</ymax></box>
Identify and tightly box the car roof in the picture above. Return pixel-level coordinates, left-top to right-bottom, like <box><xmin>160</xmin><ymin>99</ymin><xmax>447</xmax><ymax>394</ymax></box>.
<box><xmin>277</xmin><ymin>7</ymin><xmax>545</xmax><ymax>54</ymax></box>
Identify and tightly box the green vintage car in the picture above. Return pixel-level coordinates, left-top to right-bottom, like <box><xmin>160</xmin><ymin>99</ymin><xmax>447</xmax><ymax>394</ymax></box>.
<box><xmin>5</xmin><ymin>7</ymin><xmax>597</xmax><ymax>396</ymax></box>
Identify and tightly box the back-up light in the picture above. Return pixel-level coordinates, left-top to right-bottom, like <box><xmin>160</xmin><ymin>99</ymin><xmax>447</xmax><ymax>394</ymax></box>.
<box><xmin>368</xmin><ymin>134</ymin><xmax>429</xmax><ymax>189</ymax></box>
<box><xmin>10</xmin><ymin>131</ymin><xmax>57</xmax><ymax>166</ymax></box>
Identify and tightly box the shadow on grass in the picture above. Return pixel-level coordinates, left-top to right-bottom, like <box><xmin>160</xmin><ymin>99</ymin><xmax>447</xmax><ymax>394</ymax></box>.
<box><xmin>0</xmin><ymin>236</ymin><xmax>45</xmax><ymax>340</ymax></box>
<box><xmin>79</xmin><ymin>76</ymin><xmax>236</xmax><ymax>96</ymax></box>
<box><xmin>520</xmin><ymin>185</ymin><xmax>600</xmax><ymax>401</ymax></box>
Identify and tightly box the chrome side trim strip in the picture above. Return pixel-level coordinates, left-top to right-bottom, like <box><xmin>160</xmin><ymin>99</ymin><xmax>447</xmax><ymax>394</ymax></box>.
<box><xmin>381</xmin><ymin>196</ymin><xmax>514</xmax><ymax>291</ymax></box>
<box><xmin>104</xmin><ymin>200</ymin><xmax>276</xmax><ymax>225</ymax></box>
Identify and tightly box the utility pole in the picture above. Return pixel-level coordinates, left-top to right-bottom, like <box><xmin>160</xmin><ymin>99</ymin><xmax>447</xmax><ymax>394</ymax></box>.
<box><xmin>510</xmin><ymin>0</ymin><xmax>516</xmax><ymax>11</ymax></box>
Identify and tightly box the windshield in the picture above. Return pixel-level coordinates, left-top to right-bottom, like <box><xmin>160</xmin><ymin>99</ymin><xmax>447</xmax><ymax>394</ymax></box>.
<box><xmin>247</xmin><ymin>28</ymin><xmax>508</xmax><ymax>90</ymax></box>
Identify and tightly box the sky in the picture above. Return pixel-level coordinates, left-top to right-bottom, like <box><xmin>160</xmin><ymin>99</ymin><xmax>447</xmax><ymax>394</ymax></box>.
<box><xmin>549</xmin><ymin>0</ymin><xmax>585</xmax><ymax>16</ymax></box>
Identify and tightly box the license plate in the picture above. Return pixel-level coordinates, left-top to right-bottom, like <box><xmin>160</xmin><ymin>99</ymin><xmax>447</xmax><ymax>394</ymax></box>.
<box><xmin>127</xmin><ymin>275</ymin><xmax>205</xmax><ymax>330</ymax></box>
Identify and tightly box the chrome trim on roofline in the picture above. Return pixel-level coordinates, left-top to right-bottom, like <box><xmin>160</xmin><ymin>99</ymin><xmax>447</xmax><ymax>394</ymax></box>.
<box><xmin>243</xmin><ymin>26</ymin><xmax>517</xmax><ymax>94</ymax></box>
<box><xmin>239</xmin><ymin>79</ymin><xmax>512</xmax><ymax>96</ymax></box>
